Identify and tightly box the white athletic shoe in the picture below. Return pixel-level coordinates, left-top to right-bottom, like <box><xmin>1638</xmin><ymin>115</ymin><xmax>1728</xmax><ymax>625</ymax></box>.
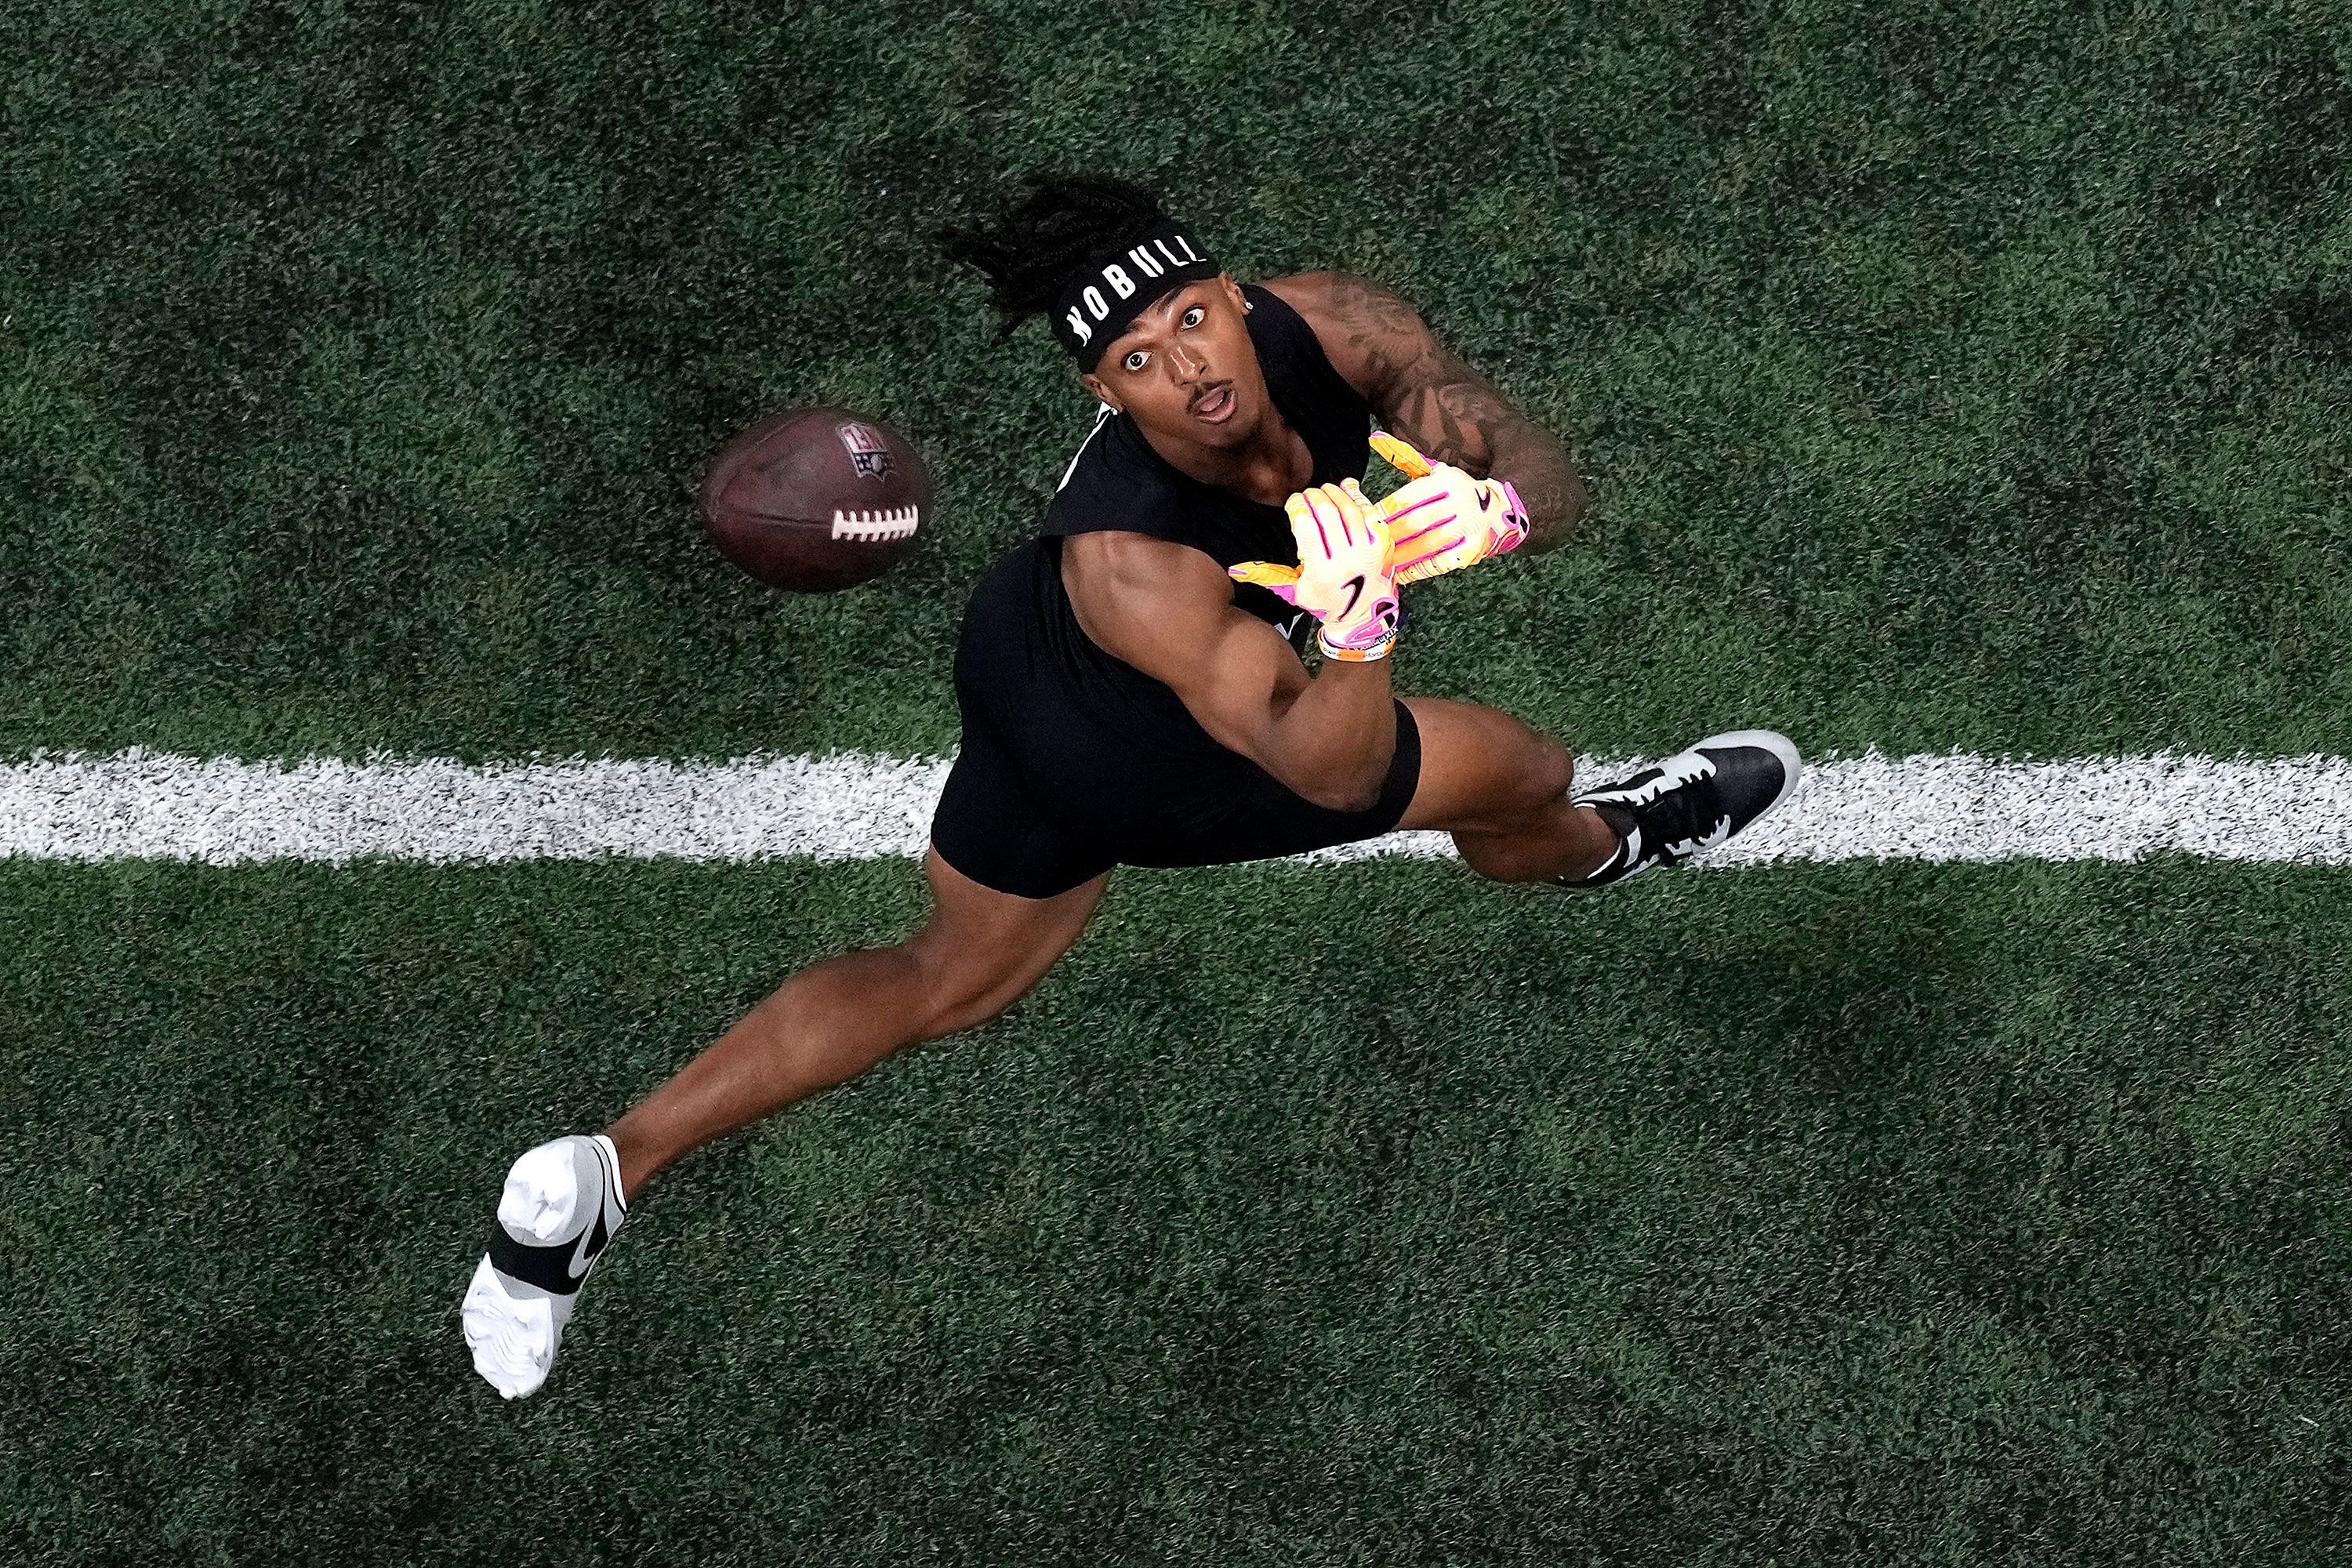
<box><xmin>460</xmin><ymin>1133</ymin><xmax>626</xmax><ymax>1399</ymax></box>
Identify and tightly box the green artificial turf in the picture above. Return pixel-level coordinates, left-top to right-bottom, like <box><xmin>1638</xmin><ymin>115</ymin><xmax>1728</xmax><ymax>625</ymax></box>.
<box><xmin>7</xmin><ymin>2</ymin><xmax>2352</xmax><ymax>1563</ymax></box>
<box><xmin>3</xmin><ymin>858</ymin><xmax>2350</xmax><ymax>1564</ymax></box>
<box><xmin>4</xmin><ymin>0</ymin><xmax>2348</xmax><ymax>762</ymax></box>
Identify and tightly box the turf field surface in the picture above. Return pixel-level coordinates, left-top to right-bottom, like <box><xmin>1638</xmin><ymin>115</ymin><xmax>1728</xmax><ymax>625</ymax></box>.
<box><xmin>6</xmin><ymin>859</ymin><xmax>2350</xmax><ymax>1563</ymax></box>
<box><xmin>5</xmin><ymin>0</ymin><xmax>2351</xmax><ymax>1562</ymax></box>
<box><xmin>5</xmin><ymin>0</ymin><xmax>2347</xmax><ymax>764</ymax></box>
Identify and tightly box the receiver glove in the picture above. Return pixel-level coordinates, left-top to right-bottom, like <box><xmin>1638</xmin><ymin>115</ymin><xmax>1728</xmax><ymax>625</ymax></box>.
<box><xmin>1368</xmin><ymin>430</ymin><xmax>1529</xmax><ymax>585</ymax></box>
<box><xmin>1229</xmin><ymin>480</ymin><xmax>1402</xmax><ymax>662</ymax></box>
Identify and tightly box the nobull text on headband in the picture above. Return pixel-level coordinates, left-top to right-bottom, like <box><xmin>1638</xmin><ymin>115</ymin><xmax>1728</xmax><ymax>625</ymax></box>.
<box><xmin>1048</xmin><ymin>224</ymin><xmax>1221</xmax><ymax>370</ymax></box>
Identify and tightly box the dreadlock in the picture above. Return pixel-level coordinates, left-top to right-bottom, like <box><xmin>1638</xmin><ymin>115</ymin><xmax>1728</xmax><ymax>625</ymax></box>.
<box><xmin>939</xmin><ymin>174</ymin><xmax>1173</xmax><ymax>336</ymax></box>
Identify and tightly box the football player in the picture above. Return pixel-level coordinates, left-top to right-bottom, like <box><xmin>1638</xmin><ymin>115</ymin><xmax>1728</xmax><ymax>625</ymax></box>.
<box><xmin>462</xmin><ymin>176</ymin><xmax>1800</xmax><ymax>1397</ymax></box>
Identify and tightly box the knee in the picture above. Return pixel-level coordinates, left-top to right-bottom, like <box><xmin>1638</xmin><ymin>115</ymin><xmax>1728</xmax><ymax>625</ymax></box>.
<box><xmin>1450</xmin><ymin>739</ymin><xmax>1583</xmax><ymax>885</ymax></box>
<box><xmin>1529</xmin><ymin>739</ymin><xmax>1576</xmax><ymax>805</ymax></box>
<box><xmin>903</xmin><ymin>938</ymin><xmax>1031</xmax><ymax>1040</ymax></box>
<box><xmin>1491</xmin><ymin>732</ymin><xmax>1574</xmax><ymax>821</ymax></box>
<box><xmin>926</xmin><ymin>980</ymin><xmax>1022</xmax><ymax>1040</ymax></box>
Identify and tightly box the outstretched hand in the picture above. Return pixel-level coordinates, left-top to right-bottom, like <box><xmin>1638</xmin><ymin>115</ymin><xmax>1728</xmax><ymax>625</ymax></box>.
<box><xmin>1367</xmin><ymin>430</ymin><xmax>1529</xmax><ymax>585</ymax></box>
<box><xmin>1229</xmin><ymin>480</ymin><xmax>1402</xmax><ymax>662</ymax></box>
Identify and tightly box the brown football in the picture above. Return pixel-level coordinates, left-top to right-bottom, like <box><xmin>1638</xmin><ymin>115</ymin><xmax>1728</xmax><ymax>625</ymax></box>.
<box><xmin>699</xmin><ymin>406</ymin><xmax>931</xmax><ymax>592</ymax></box>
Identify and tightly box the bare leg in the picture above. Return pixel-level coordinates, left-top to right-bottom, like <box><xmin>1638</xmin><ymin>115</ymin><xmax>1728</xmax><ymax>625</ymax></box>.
<box><xmin>1395</xmin><ymin>696</ymin><xmax>1620</xmax><ymax>884</ymax></box>
<box><xmin>604</xmin><ymin>850</ymin><xmax>1106</xmax><ymax>1199</ymax></box>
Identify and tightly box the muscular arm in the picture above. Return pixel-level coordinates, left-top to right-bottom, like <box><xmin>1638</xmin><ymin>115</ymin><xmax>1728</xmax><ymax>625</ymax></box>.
<box><xmin>1265</xmin><ymin>271</ymin><xmax>1587</xmax><ymax>552</ymax></box>
<box><xmin>1061</xmin><ymin>532</ymin><xmax>1396</xmax><ymax>813</ymax></box>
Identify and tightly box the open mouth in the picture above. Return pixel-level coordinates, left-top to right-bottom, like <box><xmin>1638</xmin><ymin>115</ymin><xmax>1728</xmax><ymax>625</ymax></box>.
<box><xmin>1191</xmin><ymin>384</ymin><xmax>1236</xmax><ymax>423</ymax></box>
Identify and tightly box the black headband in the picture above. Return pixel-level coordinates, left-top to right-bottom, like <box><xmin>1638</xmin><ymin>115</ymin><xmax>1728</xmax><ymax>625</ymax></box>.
<box><xmin>1049</xmin><ymin>223</ymin><xmax>1221</xmax><ymax>369</ymax></box>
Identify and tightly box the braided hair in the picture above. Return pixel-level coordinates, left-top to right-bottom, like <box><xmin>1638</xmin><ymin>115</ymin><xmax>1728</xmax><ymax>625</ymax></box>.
<box><xmin>940</xmin><ymin>174</ymin><xmax>1173</xmax><ymax>336</ymax></box>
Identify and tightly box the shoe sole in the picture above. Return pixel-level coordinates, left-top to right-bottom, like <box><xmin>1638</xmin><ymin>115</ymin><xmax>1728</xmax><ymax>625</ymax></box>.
<box><xmin>463</xmin><ymin>1133</ymin><xmax>625</xmax><ymax>1400</ymax></box>
<box><xmin>463</xmin><ymin>1254</ymin><xmax>557</xmax><ymax>1399</ymax></box>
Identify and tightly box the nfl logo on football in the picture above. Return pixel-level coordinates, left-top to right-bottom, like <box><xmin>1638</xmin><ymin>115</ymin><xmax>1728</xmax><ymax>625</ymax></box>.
<box><xmin>837</xmin><ymin>422</ymin><xmax>895</xmax><ymax>481</ymax></box>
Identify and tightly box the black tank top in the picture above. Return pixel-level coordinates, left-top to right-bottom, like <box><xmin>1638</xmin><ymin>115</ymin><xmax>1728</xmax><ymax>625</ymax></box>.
<box><xmin>1042</xmin><ymin>284</ymin><xmax>1373</xmax><ymax>628</ymax></box>
<box><xmin>949</xmin><ymin>285</ymin><xmax>1377</xmax><ymax>805</ymax></box>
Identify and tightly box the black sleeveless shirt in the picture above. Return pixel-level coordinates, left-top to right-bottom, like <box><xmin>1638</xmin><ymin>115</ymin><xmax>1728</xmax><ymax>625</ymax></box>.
<box><xmin>946</xmin><ymin>284</ymin><xmax>1386</xmax><ymax>844</ymax></box>
<box><xmin>1043</xmin><ymin>284</ymin><xmax>1373</xmax><ymax>628</ymax></box>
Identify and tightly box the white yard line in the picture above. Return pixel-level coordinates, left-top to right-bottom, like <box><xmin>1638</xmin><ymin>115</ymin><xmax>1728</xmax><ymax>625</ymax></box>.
<box><xmin>2</xmin><ymin>750</ymin><xmax>2349</xmax><ymax>868</ymax></box>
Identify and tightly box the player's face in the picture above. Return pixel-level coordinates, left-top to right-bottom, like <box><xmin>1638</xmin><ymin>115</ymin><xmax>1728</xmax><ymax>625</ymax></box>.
<box><xmin>1083</xmin><ymin>275</ymin><xmax>1266</xmax><ymax>449</ymax></box>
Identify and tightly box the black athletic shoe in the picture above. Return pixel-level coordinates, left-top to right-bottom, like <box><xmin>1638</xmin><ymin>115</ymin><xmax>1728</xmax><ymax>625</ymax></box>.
<box><xmin>1563</xmin><ymin>729</ymin><xmax>1802</xmax><ymax>889</ymax></box>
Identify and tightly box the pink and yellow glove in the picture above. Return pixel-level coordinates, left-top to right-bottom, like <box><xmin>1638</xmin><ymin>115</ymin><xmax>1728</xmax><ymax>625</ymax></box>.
<box><xmin>1228</xmin><ymin>479</ymin><xmax>1402</xmax><ymax>662</ymax></box>
<box><xmin>1369</xmin><ymin>430</ymin><xmax>1530</xmax><ymax>586</ymax></box>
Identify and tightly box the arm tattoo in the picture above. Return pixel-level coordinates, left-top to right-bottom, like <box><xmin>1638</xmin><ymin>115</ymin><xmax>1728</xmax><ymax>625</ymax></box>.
<box><xmin>1315</xmin><ymin>274</ymin><xmax>1587</xmax><ymax>551</ymax></box>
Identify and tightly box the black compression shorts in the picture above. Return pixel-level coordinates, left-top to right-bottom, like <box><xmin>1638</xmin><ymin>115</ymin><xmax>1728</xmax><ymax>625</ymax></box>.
<box><xmin>929</xmin><ymin>543</ymin><xmax>1423</xmax><ymax>899</ymax></box>
<box><xmin>932</xmin><ymin>698</ymin><xmax>1422</xmax><ymax>899</ymax></box>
